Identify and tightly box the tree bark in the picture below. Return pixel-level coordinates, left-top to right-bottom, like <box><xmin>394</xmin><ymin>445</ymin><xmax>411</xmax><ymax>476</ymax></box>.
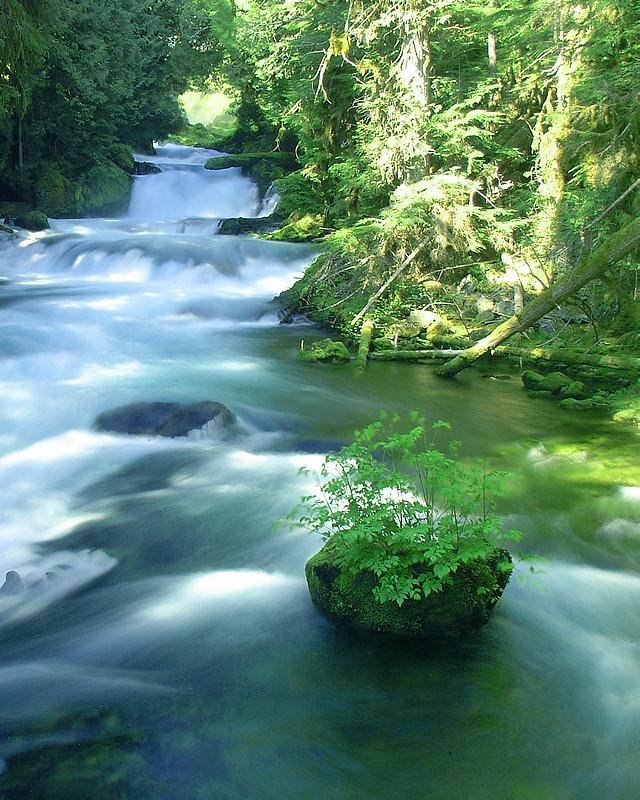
<box><xmin>434</xmin><ymin>218</ymin><xmax>640</xmax><ymax>377</ymax></box>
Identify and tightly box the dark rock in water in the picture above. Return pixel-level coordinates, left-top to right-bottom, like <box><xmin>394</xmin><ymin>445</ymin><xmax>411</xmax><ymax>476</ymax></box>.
<box><xmin>306</xmin><ymin>540</ymin><xmax>512</xmax><ymax>639</ymax></box>
<box><xmin>133</xmin><ymin>161</ymin><xmax>161</xmax><ymax>175</ymax></box>
<box><xmin>0</xmin><ymin>571</ymin><xmax>25</xmax><ymax>596</ymax></box>
<box><xmin>95</xmin><ymin>401</ymin><xmax>235</xmax><ymax>437</ymax></box>
<box><xmin>218</xmin><ymin>216</ymin><xmax>280</xmax><ymax>236</ymax></box>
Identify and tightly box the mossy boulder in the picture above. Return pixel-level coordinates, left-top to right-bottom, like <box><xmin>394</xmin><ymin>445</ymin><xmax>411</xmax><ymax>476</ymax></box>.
<box><xmin>558</xmin><ymin>397</ymin><xmax>612</xmax><ymax>413</ymax></box>
<box><xmin>521</xmin><ymin>370</ymin><xmax>545</xmax><ymax>391</ymax></box>
<box><xmin>541</xmin><ymin>371</ymin><xmax>572</xmax><ymax>393</ymax></box>
<box><xmin>560</xmin><ymin>380</ymin><xmax>587</xmax><ymax>399</ymax></box>
<box><xmin>34</xmin><ymin>162</ymin><xmax>131</xmax><ymax>217</ymax></box>
<box><xmin>75</xmin><ymin>162</ymin><xmax>132</xmax><ymax>216</ymax></box>
<box><xmin>108</xmin><ymin>143</ymin><xmax>135</xmax><ymax>174</ymax></box>
<box><xmin>205</xmin><ymin>152</ymin><xmax>297</xmax><ymax>196</ymax></box>
<box><xmin>269</xmin><ymin>213</ymin><xmax>324</xmax><ymax>242</ymax></box>
<box><xmin>306</xmin><ymin>540</ymin><xmax>513</xmax><ymax>638</ymax></box>
<box><xmin>14</xmin><ymin>211</ymin><xmax>50</xmax><ymax>231</ymax></box>
<box><xmin>297</xmin><ymin>339</ymin><xmax>350</xmax><ymax>364</ymax></box>
<box><xmin>35</xmin><ymin>167</ymin><xmax>74</xmax><ymax>216</ymax></box>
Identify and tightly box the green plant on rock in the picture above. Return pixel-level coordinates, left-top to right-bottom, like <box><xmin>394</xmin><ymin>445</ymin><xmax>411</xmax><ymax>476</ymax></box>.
<box><xmin>291</xmin><ymin>414</ymin><xmax>519</xmax><ymax>606</ymax></box>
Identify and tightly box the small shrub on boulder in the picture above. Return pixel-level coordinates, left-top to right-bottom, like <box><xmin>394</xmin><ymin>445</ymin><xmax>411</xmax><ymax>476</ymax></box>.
<box><xmin>290</xmin><ymin>415</ymin><xmax>518</xmax><ymax>639</ymax></box>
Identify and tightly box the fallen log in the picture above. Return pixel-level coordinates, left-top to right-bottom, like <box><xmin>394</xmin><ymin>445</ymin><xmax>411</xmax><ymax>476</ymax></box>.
<box><xmin>370</xmin><ymin>349</ymin><xmax>455</xmax><ymax>361</ymax></box>
<box><xmin>434</xmin><ymin>217</ymin><xmax>640</xmax><ymax>378</ymax></box>
<box><xmin>369</xmin><ymin>346</ymin><xmax>639</xmax><ymax>372</ymax></box>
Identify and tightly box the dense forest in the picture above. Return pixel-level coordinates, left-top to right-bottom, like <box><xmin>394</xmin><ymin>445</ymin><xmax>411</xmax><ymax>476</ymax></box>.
<box><xmin>5</xmin><ymin>0</ymin><xmax>637</xmax><ymax>413</ymax></box>
<box><xmin>0</xmin><ymin>0</ymin><xmax>233</xmax><ymax>217</ymax></box>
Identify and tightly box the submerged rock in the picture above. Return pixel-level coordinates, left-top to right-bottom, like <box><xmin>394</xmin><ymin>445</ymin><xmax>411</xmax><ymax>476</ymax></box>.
<box><xmin>133</xmin><ymin>161</ymin><xmax>161</xmax><ymax>175</ymax></box>
<box><xmin>95</xmin><ymin>401</ymin><xmax>235</xmax><ymax>437</ymax></box>
<box><xmin>218</xmin><ymin>216</ymin><xmax>280</xmax><ymax>236</ymax></box>
<box><xmin>0</xmin><ymin>571</ymin><xmax>25</xmax><ymax>596</ymax></box>
<box><xmin>305</xmin><ymin>540</ymin><xmax>512</xmax><ymax>639</ymax></box>
<box><xmin>297</xmin><ymin>339</ymin><xmax>350</xmax><ymax>364</ymax></box>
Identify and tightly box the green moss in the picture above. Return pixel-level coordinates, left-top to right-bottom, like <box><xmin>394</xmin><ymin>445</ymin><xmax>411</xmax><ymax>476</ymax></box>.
<box><xmin>558</xmin><ymin>397</ymin><xmax>612</xmax><ymax>413</ymax></box>
<box><xmin>521</xmin><ymin>370</ymin><xmax>546</xmax><ymax>391</ymax></box>
<box><xmin>35</xmin><ymin>167</ymin><xmax>73</xmax><ymax>217</ymax></box>
<box><xmin>541</xmin><ymin>371</ymin><xmax>572</xmax><ymax>393</ymax></box>
<box><xmin>527</xmin><ymin>390</ymin><xmax>555</xmax><ymax>400</ymax></box>
<box><xmin>272</xmin><ymin>172</ymin><xmax>324</xmax><ymax>220</ymax></box>
<box><xmin>297</xmin><ymin>338</ymin><xmax>350</xmax><ymax>364</ymax></box>
<box><xmin>205</xmin><ymin>152</ymin><xmax>297</xmax><ymax>195</ymax></box>
<box><xmin>75</xmin><ymin>162</ymin><xmax>132</xmax><ymax>216</ymax></box>
<box><xmin>108</xmin><ymin>143</ymin><xmax>135</xmax><ymax>174</ymax></box>
<box><xmin>269</xmin><ymin>213</ymin><xmax>324</xmax><ymax>242</ymax></box>
<box><xmin>610</xmin><ymin>382</ymin><xmax>640</xmax><ymax>431</ymax></box>
<box><xmin>14</xmin><ymin>210</ymin><xmax>50</xmax><ymax>231</ymax></box>
<box><xmin>560</xmin><ymin>380</ymin><xmax>587</xmax><ymax>399</ymax></box>
<box><xmin>34</xmin><ymin>162</ymin><xmax>131</xmax><ymax>217</ymax></box>
<box><xmin>306</xmin><ymin>539</ymin><xmax>512</xmax><ymax>638</ymax></box>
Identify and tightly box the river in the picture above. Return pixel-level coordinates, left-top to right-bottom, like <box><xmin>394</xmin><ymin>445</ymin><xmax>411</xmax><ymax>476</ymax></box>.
<box><xmin>0</xmin><ymin>144</ymin><xmax>639</xmax><ymax>799</ymax></box>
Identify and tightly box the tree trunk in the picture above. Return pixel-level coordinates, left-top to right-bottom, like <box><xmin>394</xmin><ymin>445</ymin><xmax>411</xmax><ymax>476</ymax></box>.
<box><xmin>435</xmin><ymin>218</ymin><xmax>640</xmax><ymax>377</ymax></box>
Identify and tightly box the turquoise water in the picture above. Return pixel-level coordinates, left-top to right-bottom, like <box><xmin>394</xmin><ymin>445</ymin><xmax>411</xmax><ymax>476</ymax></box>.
<box><xmin>0</xmin><ymin>146</ymin><xmax>638</xmax><ymax>799</ymax></box>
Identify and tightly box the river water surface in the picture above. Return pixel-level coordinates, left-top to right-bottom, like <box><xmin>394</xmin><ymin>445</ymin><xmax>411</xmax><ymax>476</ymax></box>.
<box><xmin>0</xmin><ymin>145</ymin><xmax>639</xmax><ymax>799</ymax></box>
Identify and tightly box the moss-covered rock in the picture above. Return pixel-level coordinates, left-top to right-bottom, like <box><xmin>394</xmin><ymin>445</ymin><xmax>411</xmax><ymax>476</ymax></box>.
<box><xmin>269</xmin><ymin>213</ymin><xmax>324</xmax><ymax>242</ymax></box>
<box><xmin>521</xmin><ymin>370</ymin><xmax>546</xmax><ymax>391</ymax></box>
<box><xmin>205</xmin><ymin>152</ymin><xmax>297</xmax><ymax>196</ymax></box>
<box><xmin>541</xmin><ymin>371</ymin><xmax>572</xmax><ymax>393</ymax></box>
<box><xmin>75</xmin><ymin>162</ymin><xmax>132</xmax><ymax>216</ymax></box>
<box><xmin>560</xmin><ymin>380</ymin><xmax>587</xmax><ymax>399</ymax></box>
<box><xmin>14</xmin><ymin>210</ymin><xmax>50</xmax><ymax>231</ymax></box>
<box><xmin>34</xmin><ymin>162</ymin><xmax>131</xmax><ymax>217</ymax></box>
<box><xmin>558</xmin><ymin>397</ymin><xmax>612</xmax><ymax>413</ymax></box>
<box><xmin>611</xmin><ymin>383</ymin><xmax>640</xmax><ymax>431</ymax></box>
<box><xmin>305</xmin><ymin>539</ymin><xmax>512</xmax><ymax>638</ymax></box>
<box><xmin>35</xmin><ymin>167</ymin><xmax>73</xmax><ymax>217</ymax></box>
<box><xmin>297</xmin><ymin>338</ymin><xmax>350</xmax><ymax>364</ymax></box>
<box><xmin>108</xmin><ymin>143</ymin><xmax>135</xmax><ymax>174</ymax></box>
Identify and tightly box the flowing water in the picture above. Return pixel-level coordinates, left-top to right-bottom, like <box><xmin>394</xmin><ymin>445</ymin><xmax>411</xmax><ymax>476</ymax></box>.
<box><xmin>0</xmin><ymin>145</ymin><xmax>639</xmax><ymax>799</ymax></box>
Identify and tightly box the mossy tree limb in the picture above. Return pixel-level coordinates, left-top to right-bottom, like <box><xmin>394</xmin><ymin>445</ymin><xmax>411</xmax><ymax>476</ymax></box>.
<box><xmin>354</xmin><ymin>319</ymin><xmax>375</xmax><ymax>373</ymax></box>
<box><xmin>370</xmin><ymin>346</ymin><xmax>640</xmax><ymax>371</ymax></box>
<box><xmin>435</xmin><ymin>218</ymin><xmax>640</xmax><ymax>378</ymax></box>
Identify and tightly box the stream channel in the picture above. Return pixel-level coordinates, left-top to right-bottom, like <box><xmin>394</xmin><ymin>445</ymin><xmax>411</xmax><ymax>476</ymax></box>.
<box><xmin>0</xmin><ymin>144</ymin><xmax>639</xmax><ymax>799</ymax></box>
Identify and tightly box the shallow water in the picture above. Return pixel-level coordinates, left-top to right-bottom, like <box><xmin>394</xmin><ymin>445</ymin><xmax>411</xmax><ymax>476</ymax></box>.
<box><xmin>0</xmin><ymin>144</ymin><xmax>639</xmax><ymax>799</ymax></box>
